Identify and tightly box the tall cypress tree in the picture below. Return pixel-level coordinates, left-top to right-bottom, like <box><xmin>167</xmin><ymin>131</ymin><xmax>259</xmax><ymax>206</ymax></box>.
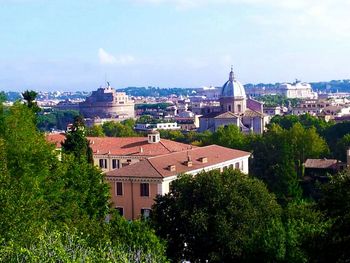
<box><xmin>61</xmin><ymin>115</ymin><xmax>93</xmax><ymax>163</ymax></box>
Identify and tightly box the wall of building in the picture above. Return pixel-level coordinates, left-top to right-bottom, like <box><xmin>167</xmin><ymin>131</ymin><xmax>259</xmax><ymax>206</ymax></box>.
<box><xmin>107</xmin><ymin>155</ymin><xmax>250</xmax><ymax>220</ymax></box>
<box><xmin>79</xmin><ymin>88</ymin><xmax>135</xmax><ymax>119</ymax></box>
<box><xmin>94</xmin><ymin>155</ymin><xmax>143</xmax><ymax>172</ymax></box>
<box><xmin>109</xmin><ymin>178</ymin><xmax>161</xmax><ymax>220</ymax></box>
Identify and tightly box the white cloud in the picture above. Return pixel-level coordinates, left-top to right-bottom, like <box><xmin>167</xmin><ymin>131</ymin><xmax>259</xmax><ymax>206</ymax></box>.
<box><xmin>98</xmin><ymin>48</ymin><xmax>117</xmax><ymax>64</ymax></box>
<box><xmin>98</xmin><ymin>48</ymin><xmax>135</xmax><ymax>65</ymax></box>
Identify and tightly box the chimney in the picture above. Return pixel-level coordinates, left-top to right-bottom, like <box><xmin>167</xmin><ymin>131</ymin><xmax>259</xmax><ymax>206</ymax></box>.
<box><xmin>140</xmin><ymin>146</ymin><xmax>144</xmax><ymax>153</ymax></box>
<box><xmin>168</xmin><ymin>165</ymin><xmax>176</xmax><ymax>172</ymax></box>
<box><xmin>347</xmin><ymin>148</ymin><xmax>350</xmax><ymax>167</ymax></box>
<box><xmin>184</xmin><ymin>154</ymin><xmax>192</xmax><ymax>167</ymax></box>
<box><xmin>199</xmin><ymin>157</ymin><xmax>208</xmax><ymax>163</ymax></box>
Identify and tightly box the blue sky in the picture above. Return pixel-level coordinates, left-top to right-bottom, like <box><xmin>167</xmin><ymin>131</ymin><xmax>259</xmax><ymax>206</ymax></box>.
<box><xmin>0</xmin><ymin>0</ymin><xmax>349</xmax><ymax>91</ymax></box>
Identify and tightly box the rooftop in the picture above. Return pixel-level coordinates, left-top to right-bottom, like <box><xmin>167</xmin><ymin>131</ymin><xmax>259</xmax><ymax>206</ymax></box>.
<box><xmin>304</xmin><ymin>159</ymin><xmax>338</xmax><ymax>169</ymax></box>
<box><xmin>46</xmin><ymin>133</ymin><xmax>193</xmax><ymax>156</ymax></box>
<box><xmin>106</xmin><ymin>145</ymin><xmax>250</xmax><ymax>179</ymax></box>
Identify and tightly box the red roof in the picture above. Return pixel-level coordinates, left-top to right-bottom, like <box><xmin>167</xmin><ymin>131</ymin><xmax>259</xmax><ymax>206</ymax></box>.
<box><xmin>304</xmin><ymin>159</ymin><xmax>338</xmax><ymax>169</ymax></box>
<box><xmin>46</xmin><ymin>133</ymin><xmax>66</xmax><ymax>148</ymax></box>
<box><xmin>46</xmin><ymin>133</ymin><xmax>193</xmax><ymax>156</ymax></box>
<box><xmin>106</xmin><ymin>145</ymin><xmax>250</xmax><ymax>179</ymax></box>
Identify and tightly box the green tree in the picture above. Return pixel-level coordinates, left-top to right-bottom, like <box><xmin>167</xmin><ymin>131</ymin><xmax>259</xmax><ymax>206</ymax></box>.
<box><xmin>250</xmin><ymin>124</ymin><xmax>302</xmax><ymax>203</ymax></box>
<box><xmin>0</xmin><ymin>91</ymin><xmax>6</xmax><ymax>103</ymax></box>
<box><xmin>61</xmin><ymin>116</ymin><xmax>93</xmax><ymax>163</ymax></box>
<box><xmin>107</xmin><ymin>213</ymin><xmax>169</xmax><ymax>262</ymax></box>
<box><xmin>334</xmin><ymin>133</ymin><xmax>350</xmax><ymax>162</ymax></box>
<box><xmin>86</xmin><ymin>124</ymin><xmax>105</xmax><ymax>137</ymax></box>
<box><xmin>0</xmin><ymin>103</ymin><xmax>57</xmax><ymax>243</ymax></box>
<box><xmin>283</xmin><ymin>201</ymin><xmax>331</xmax><ymax>262</ymax></box>
<box><xmin>270</xmin><ymin>114</ymin><xmax>331</xmax><ymax>134</ymax></box>
<box><xmin>317</xmin><ymin>172</ymin><xmax>350</xmax><ymax>262</ymax></box>
<box><xmin>269</xmin><ymin>114</ymin><xmax>300</xmax><ymax>130</ymax></box>
<box><xmin>152</xmin><ymin>169</ymin><xmax>286</xmax><ymax>262</ymax></box>
<box><xmin>22</xmin><ymin>90</ymin><xmax>41</xmax><ymax>113</ymax></box>
<box><xmin>159</xmin><ymin>129</ymin><xmax>185</xmax><ymax>142</ymax></box>
<box><xmin>321</xmin><ymin>121</ymin><xmax>350</xmax><ymax>158</ymax></box>
<box><xmin>288</xmin><ymin>123</ymin><xmax>329</xmax><ymax>177</ymax></box>
<box><xmin>102</xmin><ymin>121</ymin><xmax>137</xmax><ymax>137</ymax></box>
<box><xmin>0</xmin><ymin>223</ymin><xmax>169</xmax><ymax>263</ymax></box>
<box><xmin>121</xmin><ymin>118</ymin><xmax>136</xmax><ymax>128</ymax></box>
<box><xmin>210</xmin><ymin>124</ymin><xmax>248</xmax><ymax>150</ymax></box>
<box><xmin>0</xmin><ymin>101</ymin><xmax>167</xmax><ymax>262</ymax></box>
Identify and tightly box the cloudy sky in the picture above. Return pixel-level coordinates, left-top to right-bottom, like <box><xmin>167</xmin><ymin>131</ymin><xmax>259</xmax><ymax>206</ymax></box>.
<box><xmin>0</xmin><ymin>0</ymin><xmax>349</xmax><ymax>91</ymax></box>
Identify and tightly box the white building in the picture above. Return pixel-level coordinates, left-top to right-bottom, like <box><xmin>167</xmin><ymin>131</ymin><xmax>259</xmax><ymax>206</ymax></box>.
<box><xmin>134</xmin><ymin>122</ymin><xmax>181</xmax><ymax>131</ymax></box>
<box><xmin>105</xmin><ymin>144</ymin><xmax>251</xmax><ymax>219</ymax></box>
<box><xmin>277</xmin><ymin>81</ymin><xmax>317</xmax><ymax>99</ymax></box>
<box><xmin>198</xmin><ymin>67</ymin><xmax>269</xmax><ymax>134</ymax></box>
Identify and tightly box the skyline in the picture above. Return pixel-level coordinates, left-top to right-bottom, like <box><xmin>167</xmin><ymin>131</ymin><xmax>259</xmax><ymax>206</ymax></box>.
<box><xmin>1</xmin><ymin>0</ymin><xmax>349</xmax><ymax>91</ymax></box>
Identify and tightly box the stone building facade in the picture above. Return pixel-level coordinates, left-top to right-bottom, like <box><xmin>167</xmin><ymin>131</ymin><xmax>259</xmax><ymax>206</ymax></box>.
<box><xmin>79</xmin><ymin>86</ymin><xmax>135</xmax><ymax>122</ymax></box>
<box><xmin>198</xmin><ymin>68</ymin><xmax>269</xmax><ymax>134</ymax></box>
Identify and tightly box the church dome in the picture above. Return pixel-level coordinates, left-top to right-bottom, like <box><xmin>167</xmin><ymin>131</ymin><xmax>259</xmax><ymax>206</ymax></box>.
<box><xmin>220</xmin><ymin>67</ymin><xmax>246</xmax><ymax>99</ymax></box>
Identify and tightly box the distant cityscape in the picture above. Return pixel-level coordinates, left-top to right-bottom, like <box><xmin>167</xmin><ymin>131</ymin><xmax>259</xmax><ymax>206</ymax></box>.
<box><xmin>2</xmin><ymin>79</ymin><xmax>350</xmax><ymax>102</ymax></box>
<box><xmin>3</xmin><ymin>70</ymin><xmax>350</xmax><ymax>135</ymax></box>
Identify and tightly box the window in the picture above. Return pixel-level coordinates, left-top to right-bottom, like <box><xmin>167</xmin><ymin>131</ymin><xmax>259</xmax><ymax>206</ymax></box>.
<box><xmin>235</xmin><ymin>162</ymin><xmax>240</xmax><ymax>170</ymax></box>
<box><xmin>112</xmin><ymin>159</ymin><xmax>119</xmax><ymax>169</ymax></box>
<box><xmin>238</xmin><ymin>104</ymin><xmax>241</xmax><ymax>112</ymax></box>
<box><xmin>116</xmin><ymin>182</ymin><xmax>123</xmax><ymax>196</ymax></box>
<box><xmin>116</xmin><ymin>207</ymin><xmax>124</xmax><ymax>216</ymax></box>
<box><xmin>140</xmin><ymin>183</ymin><xmax>150</xmax><ymax>197</ymax></box>
<box><xmin>99</xmin><ymin>159</ymin><xmax>107</xmax><ymax>169</ymax></box>
<box><xmin>228</xmin><ymin>105</ymin><xmax>231</xmax><ymax>112</ymax></box>
<box><xmin>153</xmin><ymin>136</ymin><xmax>156</xmax><ymax>142</ymax></box>
<box><xmin>141</xmin><ymin>208</ymin><xmax>151</xmax><ymax>218</ymax></box>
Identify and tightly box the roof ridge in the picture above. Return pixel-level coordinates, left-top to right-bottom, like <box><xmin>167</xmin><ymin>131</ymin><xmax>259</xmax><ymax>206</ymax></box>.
<box><xmin>146</xmin><ymin>158</ymin><xmax>165</xmax><ymax>178</ymax></box>
<box><xmin>159</xmin><ymin>140</ymin><xmax>174</xmax><ymax>153</ymax></box>
<box><xmin>147</xmin><ymin>145</ymin><xmax>219</xmax><ymax>160</ymax></box>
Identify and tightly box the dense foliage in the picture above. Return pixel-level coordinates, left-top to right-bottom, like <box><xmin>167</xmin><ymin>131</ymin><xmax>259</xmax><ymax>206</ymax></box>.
<box><xmin>152</xmin><ymin>169</ymin><xmax>329</xmax><ymax>262</ymax></box>
<box><xmin>37</xmin><ymin>109</ymin><xmax>80</xmax><ymax>131</ymax></box>
<box><xmin>256</xmin><ymin>94</ymin><xmax>301</xmax><ymax>107</ymax></box>
<box><xmin>3</xmin><ymin>90</ymin><xmax>350</xmax><ymax>262</ymax></box>
<box><xmin>0</xmin><ymin>99</ymin><xmax>168</xmax><ymax>262</ymax></box>
<box><xmin>101</xmin><ymin>119</ymin><xmax>137</xmax><ymax>137</ymax></box>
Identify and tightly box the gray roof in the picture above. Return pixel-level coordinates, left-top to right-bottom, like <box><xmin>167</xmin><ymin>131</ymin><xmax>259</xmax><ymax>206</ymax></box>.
<box><xmin>221</xmin><ymin>69</ymin><xmax>246</xmax><ymax>99</ymax></box>
<box><xmin>304</xmin><ymin>159</ymin><xmax>338</xmax><ymax>169</ymax></box>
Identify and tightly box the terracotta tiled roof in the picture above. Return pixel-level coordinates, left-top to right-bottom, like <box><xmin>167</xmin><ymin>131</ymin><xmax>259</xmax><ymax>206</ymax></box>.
<box><xmin>304</xmin><ymin>159</ymin><xmax>338</xmax><ymax>169</ymax></box>
<box><xmin>106</xmin><ymin>145</ymin><xmax>251</xmax><ymax>179</ymax></box>
<box><xmin>243</xmin><ymin>109</ymin><xmax>265</xmax><ymax>117</ymax></box>
<box><xmin>46</xmin><ymin>133</ymin><xmax>66</xmax><ymax>148</ymax></box>
<box><xmin>46</xmin><ymin>134</ymin><xmax>193</xmax><ymax>156</ymax></box>
<box><xmin>200</xmin><ymin>111</ymin><xmax>239</xmax><ymax>119</ymax></box>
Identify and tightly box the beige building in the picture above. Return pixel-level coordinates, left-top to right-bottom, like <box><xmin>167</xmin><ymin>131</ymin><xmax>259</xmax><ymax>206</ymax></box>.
<box><xmin>79</xmin><ymin>86</ymin><xmax>135</xmax><ymax>125</ymax></box>
<box><xmin>199</xmin><ymin>68</ymin><xmax>269</xmax><ymax>134</ymax></box>
<box><xmin>106</xmin><ymin>145</ymin><xmax>250</xmax><ymax>220</ymax></box>
<box><xmin>46</xmin><ymin>131</ymin><xmax>193</xmax><ymax>172</ymax></box>
<box><xmin>277</xmin><ymin>81</ymin><xmax>317</xmax><ymax>99</ymax></box>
